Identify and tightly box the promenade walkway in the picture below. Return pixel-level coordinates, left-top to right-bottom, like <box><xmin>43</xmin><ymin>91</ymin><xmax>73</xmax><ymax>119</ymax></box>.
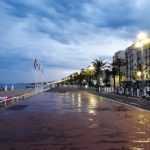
<box><xmin>50</xmin><ymin>86</ymin><xmax>150</xmax><ymax>111</ymax></box>
<box><xmin>87</xmin><ymin>89</ymin><xmax>150</xmax><ymax>111</ymax></box>
<box><xmin>0</xmin><ymin>87</ymin><xmax>149</xmax><ymax>150</ymax></box>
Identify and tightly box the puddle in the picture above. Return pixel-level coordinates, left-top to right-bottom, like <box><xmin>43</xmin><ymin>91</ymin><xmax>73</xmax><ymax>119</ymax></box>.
<box><xmin>7</xmin><ymin>105</ymin><xmax>28</xmax><ymax>111</ymax></box>
<box><xmin>95</xmin><ymin>107</ymin><xmax>112</xmax><ymax>111</ymax></box>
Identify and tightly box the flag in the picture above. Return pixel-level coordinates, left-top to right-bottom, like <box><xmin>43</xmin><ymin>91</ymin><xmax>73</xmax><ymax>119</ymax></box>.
<box><xmin>41</xmin><ymin>68</ymin><xmax>44</xmax><ymax>74</ymax></box>
<box><xmin>38</xmin><ymin>64</ymin><xmax>40</xmax><ymax>71</ymax></box>
<box><xmin>34</xmin><ymin>59</ymin><xmax>39</xmax><ymax>70</ymax></box>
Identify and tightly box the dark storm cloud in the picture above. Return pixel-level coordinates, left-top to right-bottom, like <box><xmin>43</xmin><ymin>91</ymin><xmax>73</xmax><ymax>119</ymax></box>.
<box><xmin>0</xmin><ymin>0</ymin><xmax>150</xmax><ymax>82</ymax></box>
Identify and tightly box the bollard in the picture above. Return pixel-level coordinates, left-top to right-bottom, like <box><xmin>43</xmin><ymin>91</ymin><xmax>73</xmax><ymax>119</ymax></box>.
<box><xmin>137</xmin><ymin>89</ymin><xmax>139</xmax><ymax>97</ymax></box>
<box><xmin>11</xmin><ymin>85</ymin><xmax>14</xmax><ymax>91</ymax></box>
<box><xmin>131</xmin><ymin>88</ymin><xmax>133</xmax><ymax>96</ymax></box>
<box><xmin>111</xmin><ymin>87</ymin><xmax>114</xmax><ymax>92</ymax></box>
<box><xmin>144</xmin><ymin>88</ymin><xmax>146</xmax><ymax>96</ymax></box>
<box><xmin>5</xmin><ymin>85</ymin><xmax>7</xmax><ymax>91</ymax></box>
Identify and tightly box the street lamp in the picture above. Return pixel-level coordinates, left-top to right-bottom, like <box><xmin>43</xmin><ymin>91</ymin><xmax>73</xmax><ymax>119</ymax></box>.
<box><xmin>87</xmin><ymin>64</ymin><xmax>95</xmax><ymax>71</ymax></box>
<box><xmin>134</xmin><ymin>32</ymin><xmax>150</xmax><ymax>91</ymax></box>
<box><xmin>137</xmin><ymin>32</ymin><xmax>147</xmax><ymax>40</ymax></box>
<box><xmin>137</xmin><ymin>71</ymin><xmax>142</xmax><ymax>78</ymax></box>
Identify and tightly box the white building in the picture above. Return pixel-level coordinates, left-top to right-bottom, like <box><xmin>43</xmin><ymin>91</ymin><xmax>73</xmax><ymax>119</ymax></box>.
<box><xmin>113</xmin><ymin>50</ymin><xmax>125</xmax><ymax>62</ymax></box>
<box><xmin>111</xmin><ymin>50</ymin><xmax>126</xmax><ymax>86</ymax></box>
<box><xmin>125</xmin><ymin>43</ymin><xmax>150</xmax><ymax>85</ymax></box>
<box><xmin>113</xmin><ymin>50</ymin><xmax>126</xmax><ymax>76</ymax></box>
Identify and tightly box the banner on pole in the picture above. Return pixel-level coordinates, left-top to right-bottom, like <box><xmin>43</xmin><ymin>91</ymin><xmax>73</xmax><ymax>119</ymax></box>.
<box><xmin>34</xmin><ymin>59</ymin><xmax>41</xmax><ymax>70</ymax></box>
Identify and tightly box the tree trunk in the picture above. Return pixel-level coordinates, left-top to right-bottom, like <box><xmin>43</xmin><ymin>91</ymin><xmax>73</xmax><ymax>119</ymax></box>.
<box><xmin>88</xmin><ymin>76</ymin><xmax>90</xmax><ymax>87</ymax></box>
<box><xmin>113</xmin><ymin>76</ymin><xmax>116</xmax><ymax>92</ymax></box>
<box><xmin>97</xmin><ymin>75</ymin><xmax>100</xmax><ymax>86</ymax></box>
<box><xmin>119</xmin><ymin>67</ymin><xmax>121</xmax><ymax>87</ymax></box>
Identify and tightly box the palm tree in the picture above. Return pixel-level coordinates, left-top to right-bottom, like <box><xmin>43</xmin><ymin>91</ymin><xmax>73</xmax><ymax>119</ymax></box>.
<box><xmin>112</xmin><ymin>58</ymin><xmax>125</xmax><ymax>86</ymax></box>
<box><xmin>92</xmin><ymin>58</ymin><xmax>108</xmax><ymax>87</ymax></box>
<box><xmin>111</xmin><ymin>67</ymin><xmax>118</xmax><ymax>90</ymax></box>
<box><xmin>78</xmin><ymin>69</ymin><xmax>86</xmax><ymax>86</ymax></box>
<box><xmin>84</xmin><ymin>69</ymin><xmax>94</xmax><ymax>87</ymax></box>
<box><xmin>69</xmin><ymin>75</ymin><xmax>73</xmax><ymax>85</ymax></box>
<box><xmin>72</xmin><ymin>72</ymin><xmax>79</xmax><ymax>85</ymax></box>
<box><xmin>103</xmin><ymin>69</ymin><xmax>111</xmax><ymax>87</ymax></box>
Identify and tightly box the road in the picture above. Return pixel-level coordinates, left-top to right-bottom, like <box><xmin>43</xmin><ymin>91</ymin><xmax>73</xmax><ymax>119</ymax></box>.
<box><xmin>0</xmin><ymin>88</ymin><xmax>150</xmax><ymax>150</ymax></box>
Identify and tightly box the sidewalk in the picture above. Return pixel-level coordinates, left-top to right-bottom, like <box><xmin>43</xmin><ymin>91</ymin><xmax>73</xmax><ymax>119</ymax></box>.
<box><xmin>87</xmin><ymin>89</ymin><xmax>150</xmax><ymax>111</ymax></box>
<box><xmin>49</xmin><ymin>86</ymin><xmax>150</xmax><ymax>111</ymax></box>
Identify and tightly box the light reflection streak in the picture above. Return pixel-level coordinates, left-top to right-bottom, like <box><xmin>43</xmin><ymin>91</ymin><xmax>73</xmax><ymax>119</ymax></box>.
<box><xmin>71</xmin><ymin>93</ymin><xmax>75</xmax><ymax>106</ymax></box>
<box><xmin>89</xmin><ymin>123</ymin><xmax>98</xmax><ymax>128</ymax></box>
<box><xmin>132</xmin><ymin>138</ymin><xmax>150</xmax><ymax>143</ymax></box>
<box><xmin>89</xmin><ymin>118</ymin><xmax>93</xmax><ymax>121</ymax></box>
<box><xmin>136</xmin><ymin>113</ymin><xmax>149</xmax><ymax>124</ymax></box>
<box><xmin>88</xmin><ymin>96</ymin><xmax>98</xmax><ymax>115</ymax></box>
<box><xmin>76</xmin><ymin>93</ymin><xmax>82</xmax><ymax>112</ymax></box>
<box><xmin>134</xmin><ymin>132</ymin><xmax>146</xmax><ymax>134</ymax></box>
<box><xmin>88</xmin><ymin>110</ymin><xmax>96</xmax><ymax>115</ymax></box>
<box><xmin>89</xmin><ymin>97</ymin><xmax>97</xmax><ymax>108</ymax></box>
<box><xmin>131</xmin><ymin>147</ymin><xmax>144</xmax><ymax>150</ymax></box>
<box><xmin>77</xmin><ymin>93</ymin><xmax>81</xmax><ymax>107</ymax></box>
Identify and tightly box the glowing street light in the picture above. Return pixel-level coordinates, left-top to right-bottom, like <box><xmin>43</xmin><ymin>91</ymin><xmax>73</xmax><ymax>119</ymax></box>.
<box><xmin>134</xmin><ymin>41</ymin><xmax>143</xmax><ymax>48</ymax></box>
<box><xmin>137</xmin><ymin>32</ymin><xmax>147</xmax><ymax>40</ymax></box>
<box><xmin>134</xmin><ymin>37</ymin><xmax>150</xmax><ymax>48</ymax></box>
<box><xmin>142</xmin><ymin>38</ymin><xmax>150</xmax><ymax>45</ymax></box>
<box><xmin>137</xmin><ymin>71</ymin><xmax>142</xmax><ymax>77</ymax></box>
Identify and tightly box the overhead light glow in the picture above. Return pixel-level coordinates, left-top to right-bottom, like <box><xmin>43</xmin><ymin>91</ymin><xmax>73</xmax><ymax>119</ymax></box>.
<box><xmin>137</xmin><ymin>32</ymin><xmax>148</xmax><ymax>40</ymax></box>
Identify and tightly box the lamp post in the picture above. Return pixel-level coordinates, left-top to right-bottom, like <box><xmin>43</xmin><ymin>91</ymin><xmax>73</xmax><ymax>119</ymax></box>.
<box><xmin>87</xmin><ymin>63</ymin><xmax>95</xmax><ymax>88</ymax></box>
<box><xmin>134</xmin><ymin>32</ymin><xmax>150</xmax><ymax>93</ymax></box>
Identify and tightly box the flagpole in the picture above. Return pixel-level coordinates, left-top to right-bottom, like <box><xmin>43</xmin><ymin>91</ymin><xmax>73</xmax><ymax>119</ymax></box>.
<box><xmin>38</xmin><ymin>63</ymin><xmax>40</xmax><ymax>93</ymax></box>
<box><xmin>34</xmin><ymin>58</ymin><xmax>43</xmax><ymax>93</ymax></box>
<box><xmin>34</xmin><ymin>69</ymin><xmax>36</xmax><ymax>92</ymax></box>
<box><xmin>41</xmin><ymin>68</ymin><xmax>44</xmax><ymax>91</ymax></box>
<box><xmin>40</xmin><ymin>67</ymin><xmax>42</xmax><ymax>92</ymax></box>
<box><xmin>34</xmin><ymin>59</ymin><xmax>38</xmax><ymax>93</ymax></box>
<box><xmin>34</xmin><ymin>59</ymin><xmax>36</xmax><ymax>92</ymax></box>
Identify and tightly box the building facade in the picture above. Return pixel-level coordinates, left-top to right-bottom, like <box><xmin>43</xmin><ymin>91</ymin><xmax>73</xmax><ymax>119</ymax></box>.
<box><xmin>110</xmin><ymin>50</ymin><xmax>126</xmax><ymax>87</ymax></box>
<box><xmin>113</xmin><ymin>50</ymin><xmax>125</xmax><ymax>61</ymax></box>
<box><xmin>125</xmin><ymin>43</ymin><xmax>150</xmax><ymax>86</ymax></box>
<box><xmin>113</xmin><ymin>50</ymin><xmax>126</xmax><ymax>75</ymax></box>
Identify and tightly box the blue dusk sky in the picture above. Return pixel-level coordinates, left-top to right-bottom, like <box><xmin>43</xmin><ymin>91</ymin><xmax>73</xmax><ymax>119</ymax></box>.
<box><xmin>0</xmin><ymin>0</ymin><xmax>150</xmax><ymax>83</ymax></box>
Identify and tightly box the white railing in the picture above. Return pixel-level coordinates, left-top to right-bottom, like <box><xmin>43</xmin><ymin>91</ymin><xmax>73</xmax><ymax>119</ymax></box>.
<box><xmin>0</xmin><ymin>87</ymin><xmax>50</xmax><ymax>107</ymax></box>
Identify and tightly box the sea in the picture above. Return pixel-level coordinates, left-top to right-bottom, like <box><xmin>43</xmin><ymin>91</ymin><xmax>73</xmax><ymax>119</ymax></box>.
<box><xmin>0</xmin><ymin>84</ymin><xmax>34</xmax><ymax>90</ymax></box>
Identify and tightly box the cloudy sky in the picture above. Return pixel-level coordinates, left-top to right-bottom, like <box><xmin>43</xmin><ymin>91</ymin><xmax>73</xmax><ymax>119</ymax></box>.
<box><xmin>0</xmin><ymin>0</ymin><xmax>150</xmax><ymax>83</ymax></box>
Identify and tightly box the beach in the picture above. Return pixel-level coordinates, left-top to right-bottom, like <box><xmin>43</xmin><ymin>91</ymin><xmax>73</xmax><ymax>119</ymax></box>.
<box><xmin>0</xmin><ymin>89</ymin><xmax>34</xmax><ymax>97</ymax></box>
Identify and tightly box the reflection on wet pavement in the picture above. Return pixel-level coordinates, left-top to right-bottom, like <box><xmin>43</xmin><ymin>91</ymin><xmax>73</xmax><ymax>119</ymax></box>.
<box><xmin>0</xmin><ymin>90</ymin><xmax>150</xmax><ymax>150</ymax></box>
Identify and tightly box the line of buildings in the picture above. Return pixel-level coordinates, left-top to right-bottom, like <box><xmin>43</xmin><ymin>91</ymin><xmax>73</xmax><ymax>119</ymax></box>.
<box><xmin>57</xmin><ymin>33</ymin><xmax>150</xmax><ymax>92</ymax></box>
<box><xmin>113</xmin><ymin>37</ymin><xmax>150</xmax><ymax>88</ymax></box>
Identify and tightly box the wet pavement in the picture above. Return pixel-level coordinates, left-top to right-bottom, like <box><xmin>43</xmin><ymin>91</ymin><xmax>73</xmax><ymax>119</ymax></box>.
<box><xmin>0</xmin><ymin>88</ymin><xmax>150</xmax><ymax>150</ymax></box>
<box><xmin>87</xmin><ymin>90</ymin><xmax>150</xmax><ymax>111</ymax></box>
